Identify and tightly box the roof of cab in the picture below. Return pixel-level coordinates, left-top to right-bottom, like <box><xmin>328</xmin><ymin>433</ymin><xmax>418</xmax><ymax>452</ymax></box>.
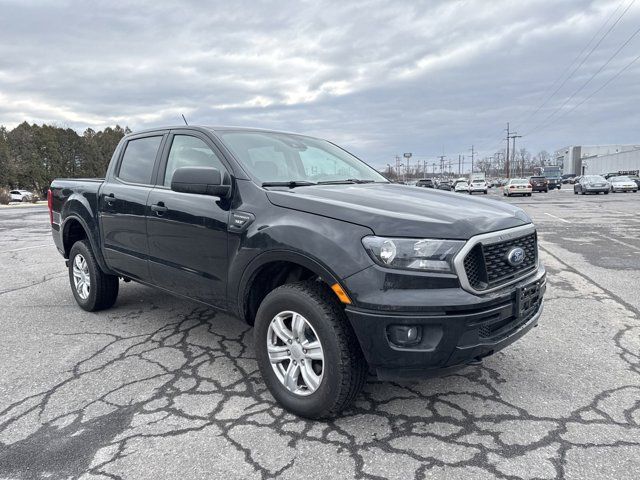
<box><xmin>124</xmin><ymin>125</ymin><xmax>315</xmax><ymax>138</ymax></box>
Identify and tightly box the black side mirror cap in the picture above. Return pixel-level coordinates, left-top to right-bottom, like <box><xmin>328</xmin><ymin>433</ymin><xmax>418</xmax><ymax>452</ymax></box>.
<box><xmin>171</xmin><ymin>167</ymin><xmax>231</xmax><ymax>198</ymax></box>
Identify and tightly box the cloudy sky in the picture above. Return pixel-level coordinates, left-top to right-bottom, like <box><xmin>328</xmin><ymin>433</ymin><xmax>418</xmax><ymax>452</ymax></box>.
<box><xmin>1</xmin><ymin>0</ymin><xmax>639</xmax><ymax>169</ymax></box>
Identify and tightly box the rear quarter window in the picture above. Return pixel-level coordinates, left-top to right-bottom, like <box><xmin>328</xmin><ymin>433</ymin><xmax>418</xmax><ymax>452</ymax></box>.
<box><xmin>118</xmin><ymin>136</ymin><xmax>163</xmax><ymax>184</ymax></box>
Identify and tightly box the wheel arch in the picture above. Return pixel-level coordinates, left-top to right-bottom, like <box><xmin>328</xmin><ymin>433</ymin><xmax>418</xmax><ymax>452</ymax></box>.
<box><xmin>61</xmin><ymin>210</ymin><xmax>113</xmax><ymax>274</ymax></box>
<box><xmin>236</xmin><ymin>250</ymin><xmax>344</xmax><ymax>325</ymax></box>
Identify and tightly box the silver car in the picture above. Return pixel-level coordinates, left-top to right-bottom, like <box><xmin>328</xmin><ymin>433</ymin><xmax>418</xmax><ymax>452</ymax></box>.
<box><xmin>10</xmin><ymin>190</ymin><xmax>34</xmax><ymax>202</ymax></box>
<box><xmin>609</xmin><ymin>176</ymin><xmax>638</xmax><ymax>193</ymax></box>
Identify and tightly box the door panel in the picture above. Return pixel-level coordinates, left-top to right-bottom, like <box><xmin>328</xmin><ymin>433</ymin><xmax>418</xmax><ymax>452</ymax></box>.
<box><xmin>146</xmin><ymin>190</ymin><xmax>229</xmax><ymax>307</ymax></box>
<box><xmin>146</xmin><ymin>133</ymin><xmax>230</xmax><ymax>308</ymax></box>
<box><xmin>99</xmin><ymin>134</ymin><xmax>164</xmax><ymax>281</ymax></box>
<box><xmin>101</xmin><ymin>184</ymin><xmax>152</xmax><ymax>280</ymax></box>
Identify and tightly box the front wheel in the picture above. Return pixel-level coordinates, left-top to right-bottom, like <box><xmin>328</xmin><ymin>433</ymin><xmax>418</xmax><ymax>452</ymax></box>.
<box><xmin>254</xmin><ymin>281</ymin><xmax>367</xmax><ymax>419</ymax></box>
<box><xmin>68</xmin><ymin>240</ymin><xmax>119</xmax><ymax>311</ymax></box>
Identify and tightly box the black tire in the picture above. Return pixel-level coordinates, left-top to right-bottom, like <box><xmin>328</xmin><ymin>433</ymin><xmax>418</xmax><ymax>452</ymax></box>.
<box><xmin>68</xmin><ymin>240</ymin><xmax>119</xmax><ymax>311</ymax></box>
<box><xmin>581</xmin><ymin>190</ymin><xmax>585</xmax><ymax>195</ymax></box>
<box><xmin>604</xmin><ymin>191</ymin><xmax>609</xmax><ymax>195</ymax></box>
<box><xmin>254</xmin><ymin>281</ymin><xmax>367</xmax><ymax>419</ymax></box>
<box><xmin>574</xmin><ymin>189</ymin><xmax>578</xmax><ymax>194</ymax></box>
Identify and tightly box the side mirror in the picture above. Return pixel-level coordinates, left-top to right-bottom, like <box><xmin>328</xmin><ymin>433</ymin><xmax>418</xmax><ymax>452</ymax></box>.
<box><xmin>171</xmin><ymin>167</ymin><xmax>231</xmax><ymax>198</ymax></box>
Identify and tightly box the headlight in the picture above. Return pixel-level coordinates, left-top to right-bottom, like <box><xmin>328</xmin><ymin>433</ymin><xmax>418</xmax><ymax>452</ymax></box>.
<box><xmin>362</xmin><ymin>236</ymin><xmax>465</xmax><ymax>273</ymax></box>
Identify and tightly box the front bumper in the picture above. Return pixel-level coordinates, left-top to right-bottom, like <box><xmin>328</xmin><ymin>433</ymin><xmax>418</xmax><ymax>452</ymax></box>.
<box><xmin>344</xmin><ymin>266</ymin><xmax>546</xmax><ymax>379</ymax></box>
<box><xmin>584</xmin><ymin>186</ymin><xmax>609</xmax><ymax>193</ymax></box>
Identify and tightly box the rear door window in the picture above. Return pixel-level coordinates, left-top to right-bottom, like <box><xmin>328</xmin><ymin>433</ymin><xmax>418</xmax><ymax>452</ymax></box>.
<box><xmin>118</xmin><ymin>136</ymin><xmax>163</xmax><ymax>184</ymax></box>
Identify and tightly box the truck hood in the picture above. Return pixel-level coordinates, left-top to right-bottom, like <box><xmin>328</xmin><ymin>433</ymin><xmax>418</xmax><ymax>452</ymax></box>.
<box><xmin>265</xmin><ymin>183</ymin><xmax>531</xmax><ymax>239</ymax></box>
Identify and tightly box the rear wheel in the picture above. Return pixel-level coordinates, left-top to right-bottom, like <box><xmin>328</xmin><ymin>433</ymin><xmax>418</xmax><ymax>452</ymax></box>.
<box><xmin>68</xmin><ymin>240</ymin><xmax>119</xmax><ymax>311</ymax></box>
<box><xmin>254</xmin><ymin>281</ymin><xmax>367</xmax><ymax>419</ymax></box>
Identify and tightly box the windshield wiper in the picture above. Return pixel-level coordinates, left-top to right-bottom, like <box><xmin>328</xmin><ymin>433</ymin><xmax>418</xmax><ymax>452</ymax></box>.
<box><xmin>317</xmin><ymin>179</ymin><xmax>377</xmax><ymax>185</ymax></box>
<box><xmin>261</xmin><ymin>181</ymin><xmax>317</xmax><ymax>188</ymax></box>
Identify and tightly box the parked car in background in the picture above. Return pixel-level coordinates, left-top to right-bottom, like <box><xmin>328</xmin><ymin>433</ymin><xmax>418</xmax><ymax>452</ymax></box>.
<box><xmin>627</xmin><ymin>174</ymin><xmax>640</xmax><ymax>189</ymax></box>
<box><xmin>451</xmin><ymin>178</ymin><xmax>467</xmax><ymax>191</ymax></box>
<box><xmin>503</xmin><ymin>179</ymin><xmax>532</xmax><ymax>197</ymax></box>
<box><xmin>573</xmin><ymin>175</ymin><xmax>610</xmax><ymax>195</ymax></box>
<box><xmin>10</xmin><ymin>190</ymin><xmax>34</xmax><ymax>202</ymax></box>
<box><xmin>529</xmin><ymin>176</ymin><xmax>549</xmax><ymax>193</ymax></box>
<box><xmin>437</xmin><ymin>181</ymin><xmax>451</xmax><ymax>191</ymax></box>
<box><xmin>415</xmin><ymin>178</ymin><xmax>434</xmax><ymax>188</ymax></box>
<box><xmin>609</xmin><ymin>176</ymin><xmax>638</xmax><ymax>193</ymax></box>
<box><xmin>468</xmin><ymin>179</ymin><xmax>488</xmax><ymax>195</ymax></box>
<box><xmin>454</xmin><ymin>181</ymin><xmax>469</xmax><ymax>193</ymax></box>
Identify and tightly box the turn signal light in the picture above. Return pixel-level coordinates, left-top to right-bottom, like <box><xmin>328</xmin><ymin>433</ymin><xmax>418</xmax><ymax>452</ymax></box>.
<box><xmin>331</xmin><ymin>283</ymin><xmax>352</xmax><ymax>304</ymax></box>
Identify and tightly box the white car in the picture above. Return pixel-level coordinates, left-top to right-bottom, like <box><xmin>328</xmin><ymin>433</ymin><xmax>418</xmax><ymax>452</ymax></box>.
<box><xmin>608</xmin><ymin>176</ymin><xmax>638</xmax><ymax>193</ymax></box>
<box><xmin>503</xmin><ymin>179</ymin><xmax>532</xmax><ymax>197</ymax></box>
<box><xmin>454</xmin><ymin>181</ymin><xmax>469</xmax><ymax>193</ymax></box>
<box><xmin>10</xmin><ymin>190</ymin><xmax>34</xmax><ymax>202</ymax></box>
<box><xmin>468</xmin><ymin>180</ymin><xmax>488</xmax><ymax>195</ymax></box>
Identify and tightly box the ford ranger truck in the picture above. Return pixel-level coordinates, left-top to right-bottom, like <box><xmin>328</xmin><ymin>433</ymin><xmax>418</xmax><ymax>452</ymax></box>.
<box><xmin>48</xmin><ymin>126</ymin><xmax>546</xmax><ymax>419</ymax></box>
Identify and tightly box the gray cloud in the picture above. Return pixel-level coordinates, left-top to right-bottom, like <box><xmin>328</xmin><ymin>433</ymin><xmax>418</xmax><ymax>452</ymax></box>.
<box><xmin>1</xmin><ymin>0</ymin><xmax>639</xmax><ymax>167</ymax></box>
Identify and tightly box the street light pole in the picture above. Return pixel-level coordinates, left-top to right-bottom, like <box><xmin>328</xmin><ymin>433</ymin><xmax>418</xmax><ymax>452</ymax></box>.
<box><xmin>403</xmin><ymin>153</ymin><xmax>412</xmax><ymax>183</ymax></box>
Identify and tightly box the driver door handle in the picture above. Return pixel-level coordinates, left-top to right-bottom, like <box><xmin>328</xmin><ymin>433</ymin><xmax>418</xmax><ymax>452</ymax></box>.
<box><xmin>151</xmin><ymin>202</ymin><xmax>168</xmax><ymax>215</ymax></box>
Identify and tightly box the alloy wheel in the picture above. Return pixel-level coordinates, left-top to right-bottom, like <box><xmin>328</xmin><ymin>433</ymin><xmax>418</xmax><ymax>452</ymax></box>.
<box><xmin>266</xmin><ymin>310</ymin><xmax>324</xmax><ymax>396</ymax></box>
<box><xmin>72</xmin><ymin>254</ymin><xmax>91</xmax><ymax>300</ymax></box>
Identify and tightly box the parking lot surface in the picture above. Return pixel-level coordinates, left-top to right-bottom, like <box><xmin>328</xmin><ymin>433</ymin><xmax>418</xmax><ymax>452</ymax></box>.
<box><xmin>1</xmin><ymin>188</ymin><xmax>639</xmax><ymax>479</ymax></box>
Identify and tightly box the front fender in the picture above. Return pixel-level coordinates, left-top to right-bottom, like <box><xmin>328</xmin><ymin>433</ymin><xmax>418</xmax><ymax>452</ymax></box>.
<box><xmin>228</xmin><ymin>207</ymin><xmax>375</xmax><ymax>316</ymax></box>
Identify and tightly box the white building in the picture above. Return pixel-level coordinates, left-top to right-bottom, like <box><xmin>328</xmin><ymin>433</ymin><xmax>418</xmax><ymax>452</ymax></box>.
<box><xmin>555</xmin><ymin>145</ymin><xmax>640</xmax><ymax>175</ymax></box>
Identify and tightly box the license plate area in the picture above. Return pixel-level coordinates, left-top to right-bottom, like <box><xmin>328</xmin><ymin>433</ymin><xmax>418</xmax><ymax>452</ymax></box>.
<box><xmin>517</xmin><ymin>280</ymin><xmax>543</xmax><ymax>318</ymax></box>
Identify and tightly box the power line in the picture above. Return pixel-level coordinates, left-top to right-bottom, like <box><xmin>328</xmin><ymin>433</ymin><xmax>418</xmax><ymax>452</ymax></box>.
<box><xmin>526</xmin><ymin>50</ymin><xmax>640</xmax><ymax>136</ymax></box>
<box><xmin>525</xmin><ymin>21</ymin><xmax>640</xmax><ymax>136</ymax></box>
<box><xmin>514</xmin><ymin>0</ymin><xmax>633</xmax><ymax>131</ymax></box>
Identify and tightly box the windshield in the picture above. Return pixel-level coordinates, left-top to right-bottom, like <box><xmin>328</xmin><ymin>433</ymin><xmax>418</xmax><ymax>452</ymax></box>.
<box><xmin>510</xmin><ymin>179</ymin><xmax>528</xmax><ymax>184</ymax></box>
<box><xmin>218</xmin><ymin>131</ymin><xmax>388</xmax><ymax>184</ymax></box>
<box><xmin>611</xmin><ymin>176</ymin><xmax>631</xmax><ymax>182</ymax></box>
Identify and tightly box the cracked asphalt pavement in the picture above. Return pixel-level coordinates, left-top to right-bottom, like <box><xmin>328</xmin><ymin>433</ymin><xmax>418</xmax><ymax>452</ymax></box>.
<box><xmin>0</xmin><ymin>189</ymin><xmax>639</xmax><ymax>479</ymax></box>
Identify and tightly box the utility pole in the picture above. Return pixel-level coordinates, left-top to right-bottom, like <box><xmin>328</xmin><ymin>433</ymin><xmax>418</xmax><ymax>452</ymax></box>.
<box><xmin>511</xmin><ymin>134</ymin><xmax>522</xmax><ymax>177</ymax></box>
<box><xmin>505</xmin><ymin>123</ymin><xmax>510</xmax><ymax>178</ymax></box>
<box><xmin>438</xmin><ymin>155</ymin><xmax>445</xmax><ymax>179</ymax></box>
<box><xmin>458</xmin><ymin>155</ymin><xmax>461</xmax><ymax>175</ymax></box>
<box><xmin>470</xmin><ymin>145</ymin><xmax>475</xmax><ymax>173</ymax></box>
<box><xmin>504</xmin><ymin>124</ymin><xmax>522</xmax><ymax>179</ymax></box>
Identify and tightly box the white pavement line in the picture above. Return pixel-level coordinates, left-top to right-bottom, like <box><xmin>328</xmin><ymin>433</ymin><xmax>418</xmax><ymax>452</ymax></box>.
<box><xmin>1</xmin><ymin>244</ymin><xmax>54</xmax><ymax>253</ymax></box>
<box><xmin>543</xmin><ymin>212</ymin><xmax>570</xmax><ymax>223</ymax></box>
<box><xmin>596</xmin><ymin>234</ymin><xmax>640</xmax><ymax>251</ymax></box>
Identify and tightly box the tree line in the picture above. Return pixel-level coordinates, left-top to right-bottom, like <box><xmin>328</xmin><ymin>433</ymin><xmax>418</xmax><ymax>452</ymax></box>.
<box><xmin>0</xmin><ymin>122</ymin><xmax>130</xmax><ymax>196</ymax></box>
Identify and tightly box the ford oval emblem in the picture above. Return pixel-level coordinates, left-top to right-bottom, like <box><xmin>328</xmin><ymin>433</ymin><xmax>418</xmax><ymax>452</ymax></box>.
<box><xmin>507</xmin><ymin>247</ymin><xmax>525</xmax><ymax>266</ymax></box>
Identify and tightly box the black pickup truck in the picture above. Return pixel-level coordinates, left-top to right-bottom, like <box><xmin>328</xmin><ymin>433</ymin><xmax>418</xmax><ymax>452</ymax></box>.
<box><xmin>49</xmin><ymin>126</ymin><xmax>546</xmax><ymax>418</ymax></box>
